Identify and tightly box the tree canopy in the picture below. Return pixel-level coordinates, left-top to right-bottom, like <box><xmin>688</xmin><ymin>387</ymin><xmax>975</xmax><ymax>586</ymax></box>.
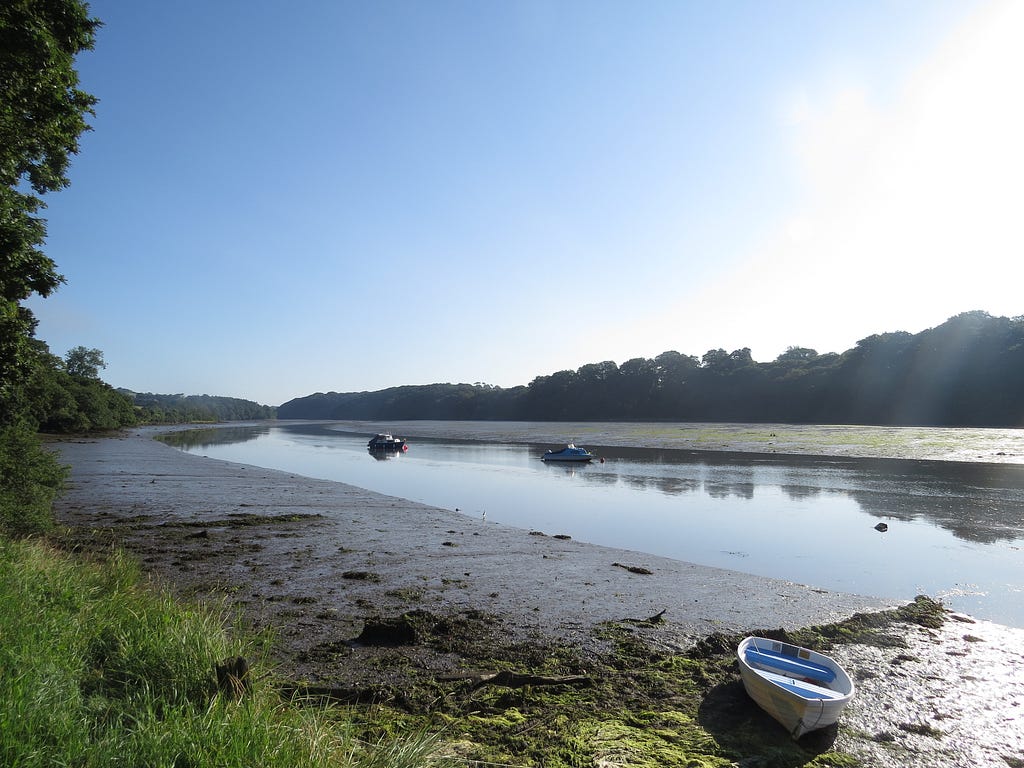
<box><xmin>1</xmin><ymin>0</ymin><xmax>99</xmax><ymax>420</ymax></box>
<box><xmin>279</xmin><ymin>311</ymin><xmax>1024</xmax><ymax>428</ymax></box>
<box><xmin>1</xmin><ymin>1</ymin><xmax>101</xmax><ymax>535</ymax></box>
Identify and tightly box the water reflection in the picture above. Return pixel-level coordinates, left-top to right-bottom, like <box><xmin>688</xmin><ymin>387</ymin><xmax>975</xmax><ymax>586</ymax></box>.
<box><xmin>158</xmin><ymin>425</ymin><xmax>270</xmax><ymax>450</ymax></box>
<box><xmin>169</xmin><ymin>423</ymin><xmax>1024</xmax><ymax>546</ymax></box>
<box><xmin>163</xmin><ymin>422</ymin><xmax>1024</xmax><ymax>625</ymax></box>
<box><xmin>556</xmin><ymin>447</ymin><xmax>1024</xmax><ymax>546</ymax></box>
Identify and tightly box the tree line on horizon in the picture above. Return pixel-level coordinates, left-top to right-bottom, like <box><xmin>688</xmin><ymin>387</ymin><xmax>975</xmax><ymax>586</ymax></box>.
<box><xmin>125</xmin><ymin>391</ymin><xmax>276</xmax><ymax>423</ymax></box>
<box><xmin>279</xmin><ymin>310</ymin><xmax>1024</xmax><ymax>428</ymax></box>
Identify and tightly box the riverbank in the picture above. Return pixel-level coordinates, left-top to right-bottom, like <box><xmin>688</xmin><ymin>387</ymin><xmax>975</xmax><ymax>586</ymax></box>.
<box><xmin>49</xmin><ymin>426</ymin><xmax>1024</xmax><ymax>766</ymax></box>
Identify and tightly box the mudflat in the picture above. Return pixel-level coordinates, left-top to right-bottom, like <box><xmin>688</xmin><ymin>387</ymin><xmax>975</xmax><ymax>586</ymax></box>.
<box><xmin>49</xmin><ymin>426</ymin><xmax>1024</xmax><ymax>767</ymax></box>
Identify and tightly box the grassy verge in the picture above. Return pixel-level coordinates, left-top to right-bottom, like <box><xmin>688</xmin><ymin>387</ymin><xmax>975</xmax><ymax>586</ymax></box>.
<box><xmin>0</xmin><ymin>536</ymin><xmax>448</xmax><ymax>768</ymax></box>
<box><xmin>2</xmin><ymin>530</ymin><xmax>951</xmax><ymax>767</ymax></box>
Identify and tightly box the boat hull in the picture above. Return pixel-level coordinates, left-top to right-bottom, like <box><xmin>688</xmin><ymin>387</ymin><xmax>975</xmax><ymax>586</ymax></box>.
<box><xmin>737</xmin><ymin>636</ymin><xmax>855</xmax><ymax>739</ymax></box>
<box><xmin>541</xmin><ymin>444</ymin><xmax>594</xmax><ymax>462</ymax></box>
<box><xmin>367</xmin><ymin>433</ymin><xmax>407</xmax><ymax>451</ymax></box>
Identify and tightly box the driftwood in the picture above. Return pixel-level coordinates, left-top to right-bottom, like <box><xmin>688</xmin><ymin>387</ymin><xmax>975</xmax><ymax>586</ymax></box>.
<box><xmin>611</xmin><ymin>562</ymin><xmax>653</xmax><ymax>575</ymax></box>
<box><xmin>281</xmin><ymin>669</ymin><xmax>593</xmax><ymax>706</ymax></box>
<box><xmin>621</xmin><ymin>608</ymin><xmax>668</xmax><ymax>625</ymax></box>
<box><xmin>461</xmin><ymin>670</ymin><xmax>593</xmax><ymax>690</ymax></box>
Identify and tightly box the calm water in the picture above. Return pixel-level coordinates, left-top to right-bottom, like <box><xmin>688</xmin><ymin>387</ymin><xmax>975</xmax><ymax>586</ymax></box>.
<box><xmin>166</xmin><ymin>422</ymin><xmax>1024</xmax><ymax>627</ymax></box>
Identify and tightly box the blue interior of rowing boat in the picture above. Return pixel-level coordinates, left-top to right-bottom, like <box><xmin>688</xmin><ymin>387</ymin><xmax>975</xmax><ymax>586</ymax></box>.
<box><xmin>744</xmin><ymin>648</ymin><xmax>836</xmax><ymax>684</ymax></box>
<box><xmin>755</xmin><ymin>670</ymin><xmax>842</xmax><ymax>700</ymax></box>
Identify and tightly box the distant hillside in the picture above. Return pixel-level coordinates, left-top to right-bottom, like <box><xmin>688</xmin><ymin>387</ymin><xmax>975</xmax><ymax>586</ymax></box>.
<box><xmin>123</xmin><ymin>392</ymin><xmax>276</xmax><ymax>423</ymax></box>
<box><xmin>278</xmin><ymin>311</ymin><xmax>1024</xmax><ymax>427</ymax></box>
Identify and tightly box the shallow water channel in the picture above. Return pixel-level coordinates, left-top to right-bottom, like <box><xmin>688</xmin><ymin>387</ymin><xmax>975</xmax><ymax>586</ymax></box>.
<box><xmin>167</xmin><ymin>422</ymin><xmax>1024</xmax><ymax>627</ymax></box>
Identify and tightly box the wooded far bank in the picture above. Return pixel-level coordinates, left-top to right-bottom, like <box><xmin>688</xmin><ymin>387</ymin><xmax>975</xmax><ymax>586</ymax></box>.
<box><xmin>279</xmin><ymin>311</ymin><xmax>1024</xmax><ymax>427</ymax></box>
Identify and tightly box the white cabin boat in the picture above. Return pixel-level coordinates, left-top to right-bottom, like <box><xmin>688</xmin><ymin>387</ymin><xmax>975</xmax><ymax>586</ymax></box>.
<box><xmin>737</xmin><ymin>636</ymin><xmax>855</xmax><ymax>738</ymax></box>
<box><xmin>541</xmin><ymin>444</ymin><xmax>595</xmax><ymax>462</ymax></box>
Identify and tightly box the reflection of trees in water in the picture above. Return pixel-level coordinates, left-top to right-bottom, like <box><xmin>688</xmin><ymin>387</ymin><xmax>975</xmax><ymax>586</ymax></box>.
<box><xmin>848</xmin><ymin>488</ymin><xmax>1023</xmax><ymax>545</ymax></box>
<box><xmin>780</xmin><ymin>485</ymin><xmax>823</xmax><ymax>501</ymax></box>
<box><xmin>158</xmin><ymin>426</ymin><xmax>269</xmax><ymax>451</ymax></box>
<box><xmin>657</xmin><ymin>477</ymin><xmax>701</xmax><ymax>495</ymax></box>
<box><xmin>619</xmin><ymin>473</ymin><xmax>701</xmax><ymax>495</ymax></box>
<box><xmin>586</xmin><ymin>450</ymin><xmax>1024</xmax><ymax>546</ymax></box>
<box><xmin>570</xmin><ymin>468</ymin><xmax>618</xmax><ymax>486</ymax></box>
<box><xmin>842</xmin><ymin>459</ymin><xmax>1024</xmax><ymax>544</ymax></box>
<box><xmin>704</xmin><ymin>482</ymin><xmax>754</xmax><ymax>500</ymax></box>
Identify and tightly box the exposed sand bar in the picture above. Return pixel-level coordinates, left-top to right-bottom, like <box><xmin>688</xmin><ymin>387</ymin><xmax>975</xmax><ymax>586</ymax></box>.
<box><xmin>325</xmin><ymin>419</ymin><xmax>1024</xmax><ymax>463</ymax></box>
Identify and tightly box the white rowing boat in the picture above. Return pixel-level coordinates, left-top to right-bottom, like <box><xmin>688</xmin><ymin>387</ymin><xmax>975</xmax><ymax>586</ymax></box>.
<box><xmin>737</xmin><ymin>636</ymin><xmax>855</xmax><ymax>738</ymax></box>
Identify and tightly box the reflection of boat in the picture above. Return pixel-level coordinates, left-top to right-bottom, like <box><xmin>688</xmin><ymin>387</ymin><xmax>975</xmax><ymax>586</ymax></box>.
<box><xmin>368</xmin><ymin>448</ymin><xmax>403</xmax><ymax>461</ymax></box>
<box><xmin>541</xmin><ymin>444</ymin><xmax>594</xmax><ymax>462</ymax></box>
<box><xmin>737</xmin><ymin>636</ymin><xmax>855</xmax><ymax>739</ymax></box>
<box><xmin>367</xmin><ymin>433</ymin><xmax>408</xmax><ymax>452</ymax></box>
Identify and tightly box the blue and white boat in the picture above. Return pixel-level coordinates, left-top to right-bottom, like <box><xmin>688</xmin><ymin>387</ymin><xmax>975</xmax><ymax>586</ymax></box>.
<box><xmin>737</xmin><ymin>636</ymin><xmax>855</xmax><ymax>738</ymax></box>
<box><xmin>367</xmin><ymin>433</ymin><xmax>407</xmax><ymax>452</ymax></box>
<box><xmin>541</xmin><ymin>444</ymin><xmax>595</xmax><ymax>462</ymax></box>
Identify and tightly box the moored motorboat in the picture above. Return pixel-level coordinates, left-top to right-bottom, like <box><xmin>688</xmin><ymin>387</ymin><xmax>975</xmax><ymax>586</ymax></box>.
<box><xmin>541</xmin><ymin>443</ymin><xmax>595</xmax><ymax>462</ymax></box>
<box><xmin>737</xmin><ymin>636</ymin><xmax>855</xmax><ymax>739</ymax></box>
<box><xmin>367</xmin><ymin>433</ymin><xmax>408</xmax><ymax>452</ymax></box>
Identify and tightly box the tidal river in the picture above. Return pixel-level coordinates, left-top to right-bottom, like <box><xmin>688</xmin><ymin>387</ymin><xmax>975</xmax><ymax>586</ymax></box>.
<box><xmin>165</xmin><ymin>420</ymin><xmax>1024</xmax><ymax>628</ymax></box>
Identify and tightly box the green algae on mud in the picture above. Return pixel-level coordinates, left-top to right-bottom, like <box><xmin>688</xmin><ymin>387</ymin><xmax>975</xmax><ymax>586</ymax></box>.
<box><xmin>327</xmin><ymin>599</ymin><xmax>949</xmax><ymax>767</ymax></box>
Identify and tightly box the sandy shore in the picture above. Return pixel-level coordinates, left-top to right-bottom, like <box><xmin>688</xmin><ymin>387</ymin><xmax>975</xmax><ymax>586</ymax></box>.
<box><xmin>49</xmin><ymin>426</ymin><xmax>1024</xmax><ymax>767</ymax></box>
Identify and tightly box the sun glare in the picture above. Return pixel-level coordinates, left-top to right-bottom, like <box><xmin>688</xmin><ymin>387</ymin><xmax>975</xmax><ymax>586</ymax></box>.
<box><xmin>645</xmin><ymin>0</ymin><xmax>1024</xmax><ymax>363</ymax></box>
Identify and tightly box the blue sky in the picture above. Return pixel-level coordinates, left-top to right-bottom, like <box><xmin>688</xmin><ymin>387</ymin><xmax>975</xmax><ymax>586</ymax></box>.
<box><xmin>28</xmin><ymin>0</ymin><xmax>1023</xmax><ymax>406</ymax></box>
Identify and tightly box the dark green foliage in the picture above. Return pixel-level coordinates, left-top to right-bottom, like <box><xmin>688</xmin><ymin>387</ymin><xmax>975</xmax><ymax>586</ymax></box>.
<box><xmin>280</xmin><ymin>383</ymin><xmax>522</xmax><ymax>421</ymax></box>
<box><xmin>0</xmin><ymin>0</ymin><xmax>99</xmax><ymax>410</ymax></box>
<box><xmin>127</xmin><ymin>392</ymin><xmax>276</xmax><ymax>423</ymax></box>
<box><xmin>280</xmin><ymin>311</ymin><xmax>1024</xmax><ymax>427</ymax></box>
<box><xmin>63</xmin><ymin>345</ymin><xmax>104</xmax><ymax>379</ymax></box>
<box><xmin>0</xmin><ymin>421</ymin><xmax>68</xmax><ymax>535</ymax></box>
<box><xmin>0</xmin><ymin>1</ymin><xmax>100</xmax><ymax>535</ymax></box>
<box><xmin>22</xmin><ymin>342</ymin><xmax>137</xmax><ymax>433</ymax></box>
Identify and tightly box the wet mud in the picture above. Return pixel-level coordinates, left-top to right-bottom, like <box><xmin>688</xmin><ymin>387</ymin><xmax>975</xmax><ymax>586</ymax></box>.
<box><xmin>48</xmin><ymin>427</ymin><xmax>1024</xmax><ymax>767</ymax></box>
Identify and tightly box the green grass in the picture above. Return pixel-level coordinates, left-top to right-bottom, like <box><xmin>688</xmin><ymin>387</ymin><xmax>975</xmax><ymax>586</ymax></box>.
<box><xmin>0</xmin><ymin>537</ymin><xmax>450</xmax><ymax>768</ymax></box>
<box><xmin>0</xmin><ymin>532</ymin><xmax>950</xmax><ymax>767</ymax></box>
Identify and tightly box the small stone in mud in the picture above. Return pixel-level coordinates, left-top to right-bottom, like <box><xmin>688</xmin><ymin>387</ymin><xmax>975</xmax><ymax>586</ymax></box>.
<box><xmin>898</xmin><ymin>722</ymin><xmax>943</xmax><ymax>738</ymax></box>
<box><xmin>354</xmin><ymin>612</ymin><xmax>431</xmax><ymax>646</ymax></box>
<box><xmin>891</xmin><ymin>653</ymin><xmax>920</xmax><ymax>665</ymax></box>
<box><xmin>355</xmin><ymin>620</ymin><xmax>417</xmax><ymax>646</ymax></box>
